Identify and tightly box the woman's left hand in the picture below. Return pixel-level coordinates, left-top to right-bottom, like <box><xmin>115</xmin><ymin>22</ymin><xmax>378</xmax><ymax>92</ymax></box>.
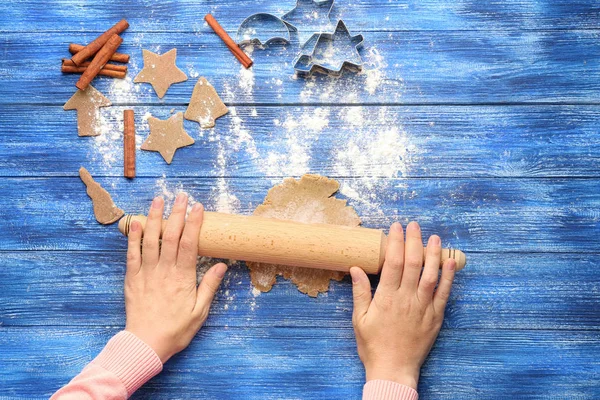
<box><xmin>124</xmin><ymin>194</ymin><xmax>227</xmax><ymax>363</ymax></box>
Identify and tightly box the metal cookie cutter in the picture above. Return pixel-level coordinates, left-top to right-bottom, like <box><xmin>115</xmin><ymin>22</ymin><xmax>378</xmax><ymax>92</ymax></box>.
<box><xmin>294</xmin><ymin>20</ymin><xmax>364</xmax><ymax>76</ymax></box>
<box><xmin>282</xmin><ymin>0</ymin><xmax>335</xmax><ymax>46</ymax></box>
<box><xmin>237</xmin><ymin>13</ymin><xmax>291</xmax><ymax>46</ymax></box>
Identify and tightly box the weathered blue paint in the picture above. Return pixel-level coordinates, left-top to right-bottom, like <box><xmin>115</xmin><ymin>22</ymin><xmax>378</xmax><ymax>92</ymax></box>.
<box><xmin>0</xmin><ymin>0</ymin><xmax>598</xmax><ymax>32</ymax></box>
<box><xmin>1</xmin><ymin>105</ymin><xmax>600</xmax><ymax>178</ymax></box>
<box><xmin>1</xmin><ymin>252</ymin><xmax>600</xmax><ymax>330</ymax></box>
<box><xmin>0</xmin><ymin>326</ymin><xmax>596</xmax><ymax>399</ymax></box>
<box><xmin>0</xmin><ymin>0</ymin><xmax>598</xmax><ymax>399</ymax></box>
<box><xmin>1</xmin><ymin>30</ymin><xmax>600</xmax><ymax>105</ymax></box>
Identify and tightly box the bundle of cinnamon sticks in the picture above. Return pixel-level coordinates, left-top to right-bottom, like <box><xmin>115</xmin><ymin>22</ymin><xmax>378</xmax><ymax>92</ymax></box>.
<box><xmin>62</xmin><ymin>19</ymin><xmax>130</xmax><ymax>90</ymax></box>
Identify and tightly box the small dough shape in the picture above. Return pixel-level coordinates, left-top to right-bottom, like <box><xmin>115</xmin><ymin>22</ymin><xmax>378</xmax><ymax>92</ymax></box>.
<box><xmin>63</xmin><ymin>85</ymin><xmax>111</xmax><ymax>137</ymax></box>
<box><xmin>79</xmin><ymin>167</ymin><xmax>124</xmax><ymax>225</ymax></box>
<box><xmin>247</xmin><ymin>174</ymin><xmax>361</xmax><ymax>297</ymax></box>
<box><xmin>134</xmin><ymin>48</ymin><xmax>188</xmax><ymax>98</ymax></box>
<box><xmin>184</xmin><ymin>77</ymin><xmax>228</xmax><ymax>129</ymax></box>
<box><xmin>141</xmin><ymin>112</ymin><xmax>194</xmax><ymax>164</ymax></box>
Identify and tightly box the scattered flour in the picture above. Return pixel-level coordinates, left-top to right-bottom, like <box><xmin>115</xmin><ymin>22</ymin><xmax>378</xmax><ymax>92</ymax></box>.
<box><xmin>335</xmin><ymin>113</ymin><xmax>414</xmax><ymax>179</ymax></box>
<box><xmin>238</xmin><ymin>45</ymin><xmax>255</xmax><ymax>95</ymax></box>
<box><xmin>333</xmin><ymin>105</ymin><xmax>417</xmax><ymax>214</ymax></box>
<box><xmin>262</xmin><ymin>107</ymin><xmax>331</xmax><ymax>178</ymax></box>
<box><xmin>83</xmin><ymin>29</ymin><xmax>410</xmax><ymax>304</ymax></box>
<box><xmin>227</xmin><ymin>107</ymin><xmax>259</xmax><ymax>159</ymax></box>
<box><xmin>91</xmin><ymin>74</ymin><xmax>147</xmax><ymax>170</ymax></box>
<box><xmin>213</xmin><ymin>177</ymin><xmax>241</xmax><ymax>214</ymax></box>
<box><xmin>361</xmin><ymin>47</ymin><xmax>388</xmax><ymax>95</ymax></box>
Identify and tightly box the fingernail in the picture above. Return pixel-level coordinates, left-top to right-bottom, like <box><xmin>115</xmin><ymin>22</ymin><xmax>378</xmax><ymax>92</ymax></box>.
<box><xmin>175</xmin><ymin>193</ymin><xmax>187</xmax><ymax>205</ymax></box>
<box><xmin>391</xmin><ymin>222</ymin><xmax>402</xmax><ymax>232</ymax></box>
<box><xmin>130</xmin><ymin>221</ymin><xmax>140</xmax><ymax>232</ymax></box>
<box><xmin>152</xmin><ymin>197</ymin><xmax>163</xmax><ymax>209</ymax></box>
<box><xmin>430</xmin><ymin>235</ymin><xmax>440</xmax><ymax>246</ymax></box>
<box><xmin>350</xmin><ymin>268</ymin><xmax>362</xmax><ymax>284</ymax></box>
<box><xmin>192</xmin><ymin>203</ymin><xmax>203</xmax><ymax>213</ymax></box>
<box><xmin>408</xmin><ymin>221</ymin><xmax>420</xmax><ymax>231</ymax></box>
<box><xmin>215</xmin><ymin>264</ymin><xmax>227</xmax><ymax>278</ymax></box>
<box><xmin>448</xmin><ymin>259</ymin><xmax>456</xmax><ymax>270</ymax></box>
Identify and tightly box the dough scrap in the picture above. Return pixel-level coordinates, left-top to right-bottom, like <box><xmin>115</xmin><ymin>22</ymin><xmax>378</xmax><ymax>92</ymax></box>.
<box><xmin>63</xmin><ymin>85</ymin><xmax>111</xmax><ymax>137</ymax></box>
<box><xmin>247</xmin><ymin>174</ymin><xmax>361</xmax><ymax>297</ymax></box>
<box><xmin>79</xmin><ymin>167</ymin><xmax>124</xmax><ymax>225</ymax></box>
<box><xmin>133</xmin><ymin>48</ymin><xmax>187</xmax><ymax>98</ymax></box>
<box><xmin>184</xmin><ymin>77</ymin><xmax>228</xmax><ymax>128</ymax></box>
<box><xmin>140</xmin><ymin>112</ymin><xmax>194</xmax><ymax>164</ymax></box>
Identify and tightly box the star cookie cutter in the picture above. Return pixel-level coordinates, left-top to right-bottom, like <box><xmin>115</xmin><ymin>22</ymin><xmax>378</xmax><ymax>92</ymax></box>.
<box><xmin>282</xmin><ymin>0</ymin><xmax>335</xmax><ymax>46</ymax></box>
<box><xmin>237</xmin><ymin>13</ymin><xmax>291</xmax><ymax>46</ymax></box>
<box><xmin>293</xmin><ymin>20</ymin><xmax>364</xmax><ymax>76</ymax></box>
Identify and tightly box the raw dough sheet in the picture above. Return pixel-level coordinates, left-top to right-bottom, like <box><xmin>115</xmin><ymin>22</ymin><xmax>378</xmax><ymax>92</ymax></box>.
<box><xmin>247</xmin><ymin>174</ymin><xmax>361</xmax><ymax>297</ymax></box>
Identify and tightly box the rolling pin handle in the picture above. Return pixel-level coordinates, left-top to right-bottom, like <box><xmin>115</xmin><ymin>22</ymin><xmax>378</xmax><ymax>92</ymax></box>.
<box><xmin>118</xmin><ymin>214</ymin><xmax>132</xmax><ymax>236</ymax></box>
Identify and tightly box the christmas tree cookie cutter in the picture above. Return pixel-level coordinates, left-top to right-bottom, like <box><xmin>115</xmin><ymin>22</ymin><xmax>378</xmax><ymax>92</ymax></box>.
<box><xmin>237</xmin><ymin>13</ymin><xmax>291</xmax><ymax>46</ymax></box>
<box><xmin>282</xmin><ymin>0</ymin><xmax>335</xmax><ymax>46</ymax></box>
<box><xmin>293</xmin><ymin>20</ymin><xmax>364</xmax><ymax>76</ymax></box>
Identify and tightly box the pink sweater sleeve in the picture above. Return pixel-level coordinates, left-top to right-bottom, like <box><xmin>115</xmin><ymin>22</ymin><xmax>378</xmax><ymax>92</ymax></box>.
<box><xmin>363</xmin><ymin>380</ymin><xmax>419</xmax><ymax>400</ymax></box>
<box><xmin>51</xmin><ymin>331</ymin><xmax>163</xmax><ymax>400</ymax></box>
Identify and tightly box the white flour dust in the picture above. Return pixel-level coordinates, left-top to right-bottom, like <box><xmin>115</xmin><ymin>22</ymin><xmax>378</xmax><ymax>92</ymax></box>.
<box><xmin>199</xmin><ymin>40</ymin><xmax>411</xmax><ymax>216</ymax></box>
<box><xmin>83</xmin><ymin>31</ymin><xmax>411</xmax><ymax>304</ymax></box>
<box><xmin>361</xmin><ymin>47</ymin><xmax>389</xmax><ymax>95</ymax></box>
<box><xmin>263</xmin><ymin>107</ymin><xmax>331</xmax><ymax>177</ymax></box>
<box><xmin>91</xmin><ymin>74</ymin><xmax>147</xmax><ymax>170</ymax></box>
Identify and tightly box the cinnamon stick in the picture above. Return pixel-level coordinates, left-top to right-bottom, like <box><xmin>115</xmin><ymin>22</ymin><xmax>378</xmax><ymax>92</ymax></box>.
<box><xmin>76</xmin><ymin>34</ymin><xmax>123</xmax><ymax>90</ymax></box>
<box><xmin>204</xmin><ymin>14</ymin><xmax>253</xmax><ymax>68</ymax></box>
<box><xmin>123</xmin><ymin>110</ymin><xmax>136</xmax><ymax>179</ymax></box>
<box><xmin>71</xmin><ymin>19</ymin><xmax>129</xmax><ymax>66</ymax></box>
<box><xmin>62</xmin><ymin>64</ymin><xmax>126</xmax><ymax>79</ymax></box>
<box><xmin>63</xmin><ymin>59</ymin><xmax>127</xmax><ymax>72</ymax></box>
<box><xmin>69</xmin><ymin>43</ymin><xmax>130</xmax><ymax>63</ymax></box>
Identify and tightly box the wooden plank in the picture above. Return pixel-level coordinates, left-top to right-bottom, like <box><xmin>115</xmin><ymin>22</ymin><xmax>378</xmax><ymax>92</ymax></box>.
<box><xmin>0</xmin><ymin>0</ymin><xmax>598</xmax><ymax>32</ymax></box>
<box><xmin>1</xmin><ymin>30</ymin><xmax>599</xmax><ymax>105</ymax></box>
<box><xmin>0</xmin><ymin>177</ymin><xmax>598</xmax><ymax>253</ymax></box>
<box><xmin>0</xmin><ymin>326</ymin><xmax>598</xmax><ymax>399</ymax></box>
<box><xmin>2</xmin><ymin>105</ymin><xmax>600</xmax><ymax>178</ymax></box>
<box><xmin>1</xmin><ymin>251</ymin><xmax>599</xmax><ymax>330</ymax></box>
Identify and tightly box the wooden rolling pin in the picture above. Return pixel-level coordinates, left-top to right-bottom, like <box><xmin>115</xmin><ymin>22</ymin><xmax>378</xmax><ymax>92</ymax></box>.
<box><xmin>118</xmin><ymin>213</ymin><xmax>466</xmax><ymax>274</ymax></box>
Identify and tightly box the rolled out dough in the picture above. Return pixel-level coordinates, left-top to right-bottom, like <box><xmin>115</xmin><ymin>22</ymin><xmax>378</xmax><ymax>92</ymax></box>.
<box><xmin>247</xmin><ymin>174</ymin><xmax>361</xmax><ymax>297</ymax></box>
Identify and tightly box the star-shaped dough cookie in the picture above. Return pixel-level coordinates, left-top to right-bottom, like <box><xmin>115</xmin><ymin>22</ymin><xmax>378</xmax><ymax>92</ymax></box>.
<box><xmin>63</xmin><ymin>85</ymin><xmax>111</xmax><ymax>137</ymax></box>
<box><xmin>141</xmin><ymin>112</ymin><xmax>194</xmax><ymax>164</ymax></box>
<box><xmin>134</xmin><ymin>48</ymin><xmax>188</xmax><ymax>98</ymax></box>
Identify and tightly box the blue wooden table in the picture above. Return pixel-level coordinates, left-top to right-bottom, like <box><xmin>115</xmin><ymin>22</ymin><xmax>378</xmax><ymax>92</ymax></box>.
<box><xmin>1</xmin><ymin>1</ymin><xmax>599</xmax><ymax>398</ymax></box>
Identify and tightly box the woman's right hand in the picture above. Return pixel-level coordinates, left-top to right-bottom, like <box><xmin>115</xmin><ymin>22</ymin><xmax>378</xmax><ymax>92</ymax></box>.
<box><xmin>350</xmin><ymin>221</ymin><xmax>456</xmax><ymax>389</ymax></box>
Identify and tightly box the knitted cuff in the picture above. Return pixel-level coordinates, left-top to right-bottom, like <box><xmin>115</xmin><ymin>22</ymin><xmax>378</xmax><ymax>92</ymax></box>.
<box><xmin>363</xmin><ymin>380</ymin><xmax>419</xmax><ymax>400</ymax></box>
<box><xmin>92</xmin><ymin>331</ymin><xmax>163</xmax><ymax>396</ymax></box>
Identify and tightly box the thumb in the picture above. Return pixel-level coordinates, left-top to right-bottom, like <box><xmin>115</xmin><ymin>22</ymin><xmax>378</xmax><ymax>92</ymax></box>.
<box><xmin>350</xmin><ymin>267</ymin><xmax>372</xmax><ymax>323</ymax></box>
<box><xmin>193</xmin><ymin>263</ymin><xmax>227</xmax><ymax>322</ymax></box>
